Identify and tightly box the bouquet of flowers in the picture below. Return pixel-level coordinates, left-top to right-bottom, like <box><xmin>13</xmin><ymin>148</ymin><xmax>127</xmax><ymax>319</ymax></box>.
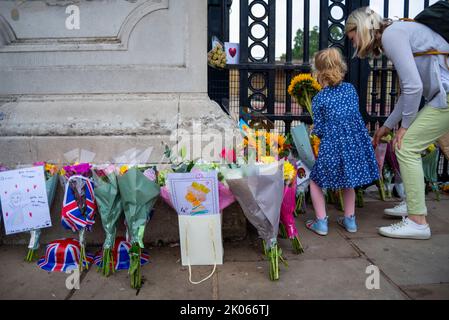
<box><xmin>262</xmin><ymin>157</ymin><xmax>304</xmax><ymax>254</ymax></box>
<box><xmin>25</xmin><ymin>162</ymin><xmax>59</xmax><ymax>262</ymax></box>
<box><xmin>92</xmin><ymin>165</ymin><xmax>123</xmax><ymax>277</ymax></box>
<box><xmin>60</xmin><ymin>163</ymin><xmax>96</xmax><ymax>271</ymax></box>
<box><xmin>117</xmin><ymin>165</ymin><xmax>160</xmax><ymax>289</ymax></box>
<box><xmin>224</xmin><ymin>161</ymin><xmax>286</xmax><ymax>280</ymax></box>
<box><xmin>288</xmin><ymin>73</ymin><xmax>322</xmax><ymax>117</ymax></box>
<box><xmin>159</xmin><ymin>145</ymin><xmax>235</xmax><ymax>212</ymax></box>
<box><xmin>208</xmin><ymin>36</ymin><xmax>227</xmax><ymax>69</ymax></box>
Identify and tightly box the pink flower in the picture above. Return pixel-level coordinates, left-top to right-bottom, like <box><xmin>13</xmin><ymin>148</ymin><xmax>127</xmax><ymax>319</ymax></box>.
<box><xmin>64</xmin><ymin>163</ymin><xmax>92</xmax><ymax>177</ymax></box>
<box><xmin>220</xmin><ymin>148</ymin><xmax>236</xmax><ymax>163</ymax></box>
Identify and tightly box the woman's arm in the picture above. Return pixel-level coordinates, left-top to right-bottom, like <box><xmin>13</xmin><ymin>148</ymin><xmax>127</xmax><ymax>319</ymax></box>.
<box><xmin>381</xmin><ymin>25</ymin><xmax>423</xmax><ymax>129</ymax></box>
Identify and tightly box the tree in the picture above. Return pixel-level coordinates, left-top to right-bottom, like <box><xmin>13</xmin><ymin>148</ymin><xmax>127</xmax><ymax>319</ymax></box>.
<box><xmin>280</xmin><ymin>26</ymin><xmax>343</xmax><ymax>61</ymax></box>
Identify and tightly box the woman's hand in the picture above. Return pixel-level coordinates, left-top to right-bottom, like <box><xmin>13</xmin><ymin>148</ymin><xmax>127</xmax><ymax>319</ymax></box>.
<box><xmin>373</xmin><ymin>126</ymin><xmax>391</xmax><ymax>148</ymax></box>
<box><xmin>392</xmin><ymin>127</ymin><xmax>407</xmax><ymax>151</ymax></box>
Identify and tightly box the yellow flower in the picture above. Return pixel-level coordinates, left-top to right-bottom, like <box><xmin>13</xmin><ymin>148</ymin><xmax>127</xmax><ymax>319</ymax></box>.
<box><xmin>260</xmin><ymin>156</ymin><xmax>276</xmax><ymax>164</ymax></box>
<box><xmin>59</xmin><ymin>168</ymin><xmax>66</xmax><ymax>176</ymax></box>
<box><xmin>288</xmin><ymin>73</ymin><xmax>321</xmax><ymax>117</ymax></box>
<box><xmin>311</xmin><ymin>134</ymin><xmax>321</xmax><ymax>158</ymax></box>
<box><xmin>120</xmin><ymin>165</ymin><xmax>129</xmax><ymax>175</ymax></box>
<box><xmin>288</xmin><ymin>73</ymin><xmax>321</xmax><ymax>97</ymax></box>
<box><xmin>284</xmin><ymin>161</ymin><xmax>296</xmax><ymax>183</ymax></box>
<box><xmin>427</xmin><ymin>144</ymin><xmax>436</xmax><ymax>153</ymax></box>
<box><xmin>45</xmin><ymin>163</ymin><xmax>58</xmax><ymax>175</ymax></box>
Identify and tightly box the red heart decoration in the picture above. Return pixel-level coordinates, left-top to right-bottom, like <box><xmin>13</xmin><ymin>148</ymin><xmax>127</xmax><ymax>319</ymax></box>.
<box><xmin>229</xmin><ymin>47</ymin><xmax>237</xmax><ymax>58</ymax></box>
<box><xmin>15</xmin><ymin>184</ymin><xmax>18</xmax><ymax>188</ymax></box>
<box><xmin>33</xmin><ymin>185</ymin><xmax>37</xmax><ymax>189</ymax></box>
<box><xmin>5</xmin><ymin>212</ymin><xmax>8</xmax><ymax>217</ymax></box>
<box><xmin>29</xmin><ymin>212</ymin><xmax>32</xmax><ymax>217</ymax></box>
<box><xmin>27</xmin><ymin>189</ymin><xmax>30</xmax><ymax>193</ymax></box>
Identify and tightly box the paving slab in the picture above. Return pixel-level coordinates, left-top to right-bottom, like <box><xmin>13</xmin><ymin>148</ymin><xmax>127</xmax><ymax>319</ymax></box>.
<box><xmin>70</xmin><ymin>246</ymin><xmax>214</xmax><ymax>300</ymax></box>
<box><xmin>224</xmin><ymin>218</ymin><xmax>360</xmax><ymax>263</ymax></box>
<box><xmin>0</xmin><ymin>246</ymin><xmax>72</xmax><ymax>300</ymax></box>
<box><xmin>345</xmin><ymin>202</ymin><xmax>449</xmax><ymax>239</ymax></box>
<box><xmin>352</xmin><ymin>235</ymin><xmax>449</xmax><ymax>286</ymax></box>
<box><xmin>401</xmin><ymin>283</ymin><xmax>449</xmax><ymax>300</ymax></box>
<box><xmin>216</xmin><ymin>258</ymin><xmax>406</xmax><ymax>300</ymax></box>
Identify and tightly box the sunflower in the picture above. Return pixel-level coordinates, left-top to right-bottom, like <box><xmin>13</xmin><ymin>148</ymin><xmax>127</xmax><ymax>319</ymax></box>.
<box><xmin>288</xmin><ymin>73</ymin><xmax>321</xmax><ymax>117</ymax></box>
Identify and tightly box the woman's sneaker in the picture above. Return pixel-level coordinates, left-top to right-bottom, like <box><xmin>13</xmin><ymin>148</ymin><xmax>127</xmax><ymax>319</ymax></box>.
<box><xmin>306</xmin><ymin>217</ymin><xmax>328</xmax><ymax>236</ymax></box>
<box><xmin>337</xmin><ymin>215</ymin><xmax>357</xmax><ymax>233</ymax></box>
<box><xmin>384</xmin><ymin>201</ymin><xmax>408</xmax><ymax>217</ymax></box>
<box><xmin>378</xmin><ymin>217</ymin><xmax>431</xmax><ymax>240</ymax></box>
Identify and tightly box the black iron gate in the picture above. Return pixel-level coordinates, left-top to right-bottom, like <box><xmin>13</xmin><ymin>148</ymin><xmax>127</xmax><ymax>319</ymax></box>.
<box><xmin>207</xmin><ymin>0</ymin><xmax>448</xmax><ymax>181</ymax></box>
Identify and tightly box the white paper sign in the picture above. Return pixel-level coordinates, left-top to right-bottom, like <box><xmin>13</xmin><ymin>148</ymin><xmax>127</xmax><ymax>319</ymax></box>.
<box><xmin>225</xmin><ymin>42</ymin><xmax>239</xmax><ymax>64</ymax></box>
<box><xmin>167</xmin><ymin>171</ymin><xmax>219</xmax><ymax>216</ymax></box>
<box><xmin>0</xmin><ymin>166</ymin><xmax>52</xmax><ymax>235</ymax></box>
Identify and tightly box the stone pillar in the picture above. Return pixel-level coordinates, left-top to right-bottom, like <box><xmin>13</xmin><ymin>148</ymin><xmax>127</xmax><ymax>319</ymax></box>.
<box><xmin>0</xmin><ymin>0</ymin><xmax>246</xmax><ymax>244</ymax></box>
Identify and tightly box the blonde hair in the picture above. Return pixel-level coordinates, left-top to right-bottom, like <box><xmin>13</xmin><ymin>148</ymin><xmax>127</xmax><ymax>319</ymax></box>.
<box><xmin>345</xmin><ymin>7</ymin><xmax>391</xmax><ymax>58</ymax></box>
<box><xmin>313</xmin><ymin>48</ymin><xmax>347</xmax><ymax>87</ymax></box>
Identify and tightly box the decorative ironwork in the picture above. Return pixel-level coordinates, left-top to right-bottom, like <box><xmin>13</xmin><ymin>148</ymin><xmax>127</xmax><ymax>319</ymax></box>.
<box><xmin>207</xmin><ymin>0</ymin><xmax>449</xmax><ymax>181</ymax></box>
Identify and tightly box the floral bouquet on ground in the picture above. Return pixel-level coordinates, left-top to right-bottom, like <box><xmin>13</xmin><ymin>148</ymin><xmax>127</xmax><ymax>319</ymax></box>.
<box><xmin>224</xmin><ymin>161</ymin><xmax>286</xmax><ymax>281</ymax></box>
<box><xmin>60</xmin><ymin>163</ymin><xmax>96</xmax><ymax>271</ymax></box>
<box><xmin>117</xmin><ymin>165</ymin><xmax>160</xmax><ymax>289</ymax></box>
<box><xmin>92</xmin><ymin>164</ymin><xmax>123</xmax><ymax>277</ymax></box>
<box><xmin>158</xmin><ymin>144</ymin><xmax>236</xmax><ymax>213</ymax></box>
<box><xmin>267</xmin><ymin>158</ymin><xmax>304</xmax><ymax>254</ymax></box>
<box><xmin>25</xmin><ymin>162</ymin><xmax>59</xmax><ymax>262</ymax></box>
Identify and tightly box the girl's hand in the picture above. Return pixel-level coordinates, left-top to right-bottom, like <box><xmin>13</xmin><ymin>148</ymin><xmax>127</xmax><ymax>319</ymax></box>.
<box><xmin>373</xmin><ymin>126</ymin><xmax>391</xmax><ymax>148</ymax></box>
<box><xmin>392</xmin><ymin>127</ymin><xmax>407</xmax><ymax>151</ymax></box>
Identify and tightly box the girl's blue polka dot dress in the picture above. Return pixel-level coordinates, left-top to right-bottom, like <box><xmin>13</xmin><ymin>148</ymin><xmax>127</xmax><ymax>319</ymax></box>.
<box><xmin>310</xmin><ymin>82</ymin><xmax>379</xmax><ymax>189</ymax></box>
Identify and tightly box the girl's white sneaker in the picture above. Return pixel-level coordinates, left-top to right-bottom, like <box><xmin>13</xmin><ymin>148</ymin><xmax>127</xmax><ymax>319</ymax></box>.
<box><xmin>378</xmin><ymin>217</ymin><xmax>431</xmax><ymax>240</ymax></box>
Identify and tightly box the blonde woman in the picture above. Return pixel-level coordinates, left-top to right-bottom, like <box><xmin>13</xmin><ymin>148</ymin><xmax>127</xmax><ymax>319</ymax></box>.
<box><xmin>345</xmin><ymin>7</ymin><xmax>449</xmax><ymax>239</ymax></box>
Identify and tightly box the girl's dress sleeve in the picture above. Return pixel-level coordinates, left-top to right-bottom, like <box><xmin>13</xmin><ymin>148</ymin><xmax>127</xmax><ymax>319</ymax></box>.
<box><xmin>312</xmin><ymin>94</ymin><xmax>325</xmax><ymax>138</ymax></box>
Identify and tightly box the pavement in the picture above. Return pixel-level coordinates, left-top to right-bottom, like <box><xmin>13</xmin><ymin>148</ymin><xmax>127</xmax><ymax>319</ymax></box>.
<box><xmin>1</xmin><ymin>190</ymin><xmax>449</xmax><ymax>300</ymax></box>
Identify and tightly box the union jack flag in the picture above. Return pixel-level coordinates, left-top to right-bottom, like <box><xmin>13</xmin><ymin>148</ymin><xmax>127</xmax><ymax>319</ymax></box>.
<box><xmin>37</xmin><ymin>238</ymin><xmax>94</xmax><ymax>272</ymax></box>
<box><xmin>61</xmin><ymin>176</ymin><xmax>97</xmax><ymax>232</ymax></box>
<box><xmin>94</xmin><ymin>237</ymin><xmax>150</xmax><ymax>271</ymax></box>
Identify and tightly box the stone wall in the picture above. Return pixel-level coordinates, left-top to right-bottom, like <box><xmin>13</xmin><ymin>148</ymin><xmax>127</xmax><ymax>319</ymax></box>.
<box><xmin>0</xmin><ymin>0</ymin><xmax>246</xmax><ymax>244</ymax></box>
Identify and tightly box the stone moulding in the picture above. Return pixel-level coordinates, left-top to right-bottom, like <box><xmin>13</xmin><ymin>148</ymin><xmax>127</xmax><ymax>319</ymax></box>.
<box><xmin>0</xmin><ymin>0</ymin><xmax>169</xmax><ymax>52</ymax></box>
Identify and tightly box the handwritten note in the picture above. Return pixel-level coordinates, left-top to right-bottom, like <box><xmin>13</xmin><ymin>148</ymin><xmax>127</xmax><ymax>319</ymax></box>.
<box><xmin>0</xmin><ymin>166</ymin><xmax>52</xmax><ymax>235</ymax></box>
<box><xmin>167</xmin><ymin>171</ymin><xmax>219</xmax><ymax>216</ymax></box>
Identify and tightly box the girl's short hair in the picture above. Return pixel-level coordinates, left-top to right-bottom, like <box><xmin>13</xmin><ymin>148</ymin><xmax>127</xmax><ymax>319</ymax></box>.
<box><xmin>313</xmin><ymin>48</ymin><xmax>347</xmax><ymax>87</ymax></box>
<box><xmin>345</xmin><ymin>7</ymin><xmax>391</xmax><ymax>58</ymax></box>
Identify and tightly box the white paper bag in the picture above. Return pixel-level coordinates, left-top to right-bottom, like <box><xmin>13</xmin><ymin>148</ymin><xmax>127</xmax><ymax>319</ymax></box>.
<box><xmin>178</xmin><ymin>214</ymin><xmax>223</xmax><ymax>267</ymax></box>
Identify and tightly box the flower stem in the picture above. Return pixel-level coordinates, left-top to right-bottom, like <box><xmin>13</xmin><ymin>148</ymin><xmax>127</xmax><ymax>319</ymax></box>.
<box><xmin>291</xmin><ymin>236</ymin><xmax>304</xmax><ymax>254</ymax></box>
<box><xmin>376</xmin><ymin>179</ymin><xmax>386</xmax><ymax>201</ymax></box>
<box><xmin>129</xmin><ymin>244</ymin><xmax>141</xmax><ymax>289</ymax></box>
<box><xmin>278</xmin><ymin>223</ymin><xmax>288</xmax><ymax>239</ymax></box>
<box><xmin>25</xmin><ymin>249</ymin><xmax>36</xmax><ymax>262</ymax></box>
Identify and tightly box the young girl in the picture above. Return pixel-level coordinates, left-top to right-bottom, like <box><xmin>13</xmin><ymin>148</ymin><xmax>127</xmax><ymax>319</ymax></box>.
<box><xmin>305</xmin><ymin>48</ymin><xmax>379</xmax><ymax>235</ymax></box>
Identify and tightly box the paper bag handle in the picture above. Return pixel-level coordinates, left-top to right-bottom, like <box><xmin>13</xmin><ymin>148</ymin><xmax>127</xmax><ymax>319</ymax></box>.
<box><xmin>185</xmin><ymin>220</ymin><xmax>217</xmax><ymax>285</ymax></box>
